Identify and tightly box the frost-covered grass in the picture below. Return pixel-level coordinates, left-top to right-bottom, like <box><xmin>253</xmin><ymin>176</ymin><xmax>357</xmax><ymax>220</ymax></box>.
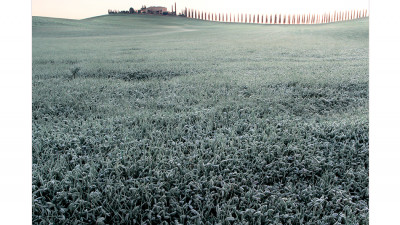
<box><xmin>32</xmin><ymin>15</ymin><xmax>368</xmax><ymax>224</ymax></box>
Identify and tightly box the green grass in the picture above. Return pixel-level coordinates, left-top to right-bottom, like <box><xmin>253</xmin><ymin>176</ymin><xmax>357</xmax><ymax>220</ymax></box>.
<box><xmin>32</xmin><ymin>14</ymin><xmax>368</xmax><ymax>224</ymax></box>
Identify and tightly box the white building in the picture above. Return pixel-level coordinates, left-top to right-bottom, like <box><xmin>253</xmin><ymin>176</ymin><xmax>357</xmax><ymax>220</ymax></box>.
<box><xmin>146</xmin><ymin>6</ymin><xmax>168</xmax><ymax>14</ymax></box>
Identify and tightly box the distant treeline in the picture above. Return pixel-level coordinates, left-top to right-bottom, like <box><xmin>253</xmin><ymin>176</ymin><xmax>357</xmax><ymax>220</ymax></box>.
<box><xmin>108</xmin><ymin>5</ymin><xmax>177</xmax><ymax>15</ymax></box>
<box><xmin>107</xmin><ymin>6</ymin><xmax>368</xmax><ymax>24</ymax></box>
<box><xmin>183</xmin><ymin>8</ymin><xmax>369</xmax><ymax>24</ymax></box>
<box><xmin>108</xmin><ymin>8</ymin><xmax>135</xmax><ymax>14</ymax></box>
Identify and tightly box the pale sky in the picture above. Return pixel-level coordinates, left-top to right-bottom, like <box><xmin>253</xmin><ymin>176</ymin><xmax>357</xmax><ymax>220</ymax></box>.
<box><xmin>32</xmin><ymin>0</ymin><xmax>369</xmax><ymax>20</ymax></box>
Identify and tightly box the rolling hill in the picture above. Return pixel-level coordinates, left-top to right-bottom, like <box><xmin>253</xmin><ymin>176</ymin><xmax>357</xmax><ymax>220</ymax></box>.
<box><xmin>32</xmin><ymin>15</ymin><xmax>369</xmax><ymax>224</ymax></box>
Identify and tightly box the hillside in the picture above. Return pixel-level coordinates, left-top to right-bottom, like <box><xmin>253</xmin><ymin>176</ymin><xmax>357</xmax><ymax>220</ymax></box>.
<box><xmin>32</xmin><ymin>15</ymin><xmax>369</xmax><ymax>224</ymax></box>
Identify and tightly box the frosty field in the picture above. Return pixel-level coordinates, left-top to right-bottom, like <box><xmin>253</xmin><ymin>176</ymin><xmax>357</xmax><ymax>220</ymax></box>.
<box><xmin>32</xmin><ymin>15</ymin><xmax>369</xmax><ymax>224</ymax></box>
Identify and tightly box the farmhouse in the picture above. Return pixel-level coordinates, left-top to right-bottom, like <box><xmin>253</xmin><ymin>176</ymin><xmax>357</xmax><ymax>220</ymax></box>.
<box><xmin>146</xmin><ymin>6</ymin><xmax>168</xmax><ymax>15</ymax></box>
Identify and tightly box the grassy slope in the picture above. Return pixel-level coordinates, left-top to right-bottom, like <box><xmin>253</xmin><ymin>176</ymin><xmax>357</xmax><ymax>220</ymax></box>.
<box><xmin>32</xmin><ymin>15</ymin><xmax>368</xmax><ymax>224</ymax></box>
